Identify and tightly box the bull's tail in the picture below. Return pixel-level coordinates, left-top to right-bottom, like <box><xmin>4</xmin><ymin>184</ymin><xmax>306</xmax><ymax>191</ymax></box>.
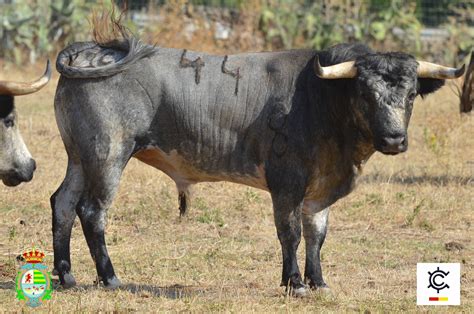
<box><xmin>56</xmin><ymin>37</ymin><xmax>156</xmax><ymax>79</ymax></box>
<box><xmin>179</xmin><ymin>191</ymin><xmax>188</xmax><ymax>217</ymax></box>
<box><xmin>178</xmin><ymin>185</ymin><xmax>192</xmax><ymax>217</ymax></box>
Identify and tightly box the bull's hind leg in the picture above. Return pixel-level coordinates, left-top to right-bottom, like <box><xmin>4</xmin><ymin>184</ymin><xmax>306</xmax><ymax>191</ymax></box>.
<box><xmin>302</xmin><ymin>205</ymin><xmax>330</xmax><ymax>290</ymax></box>
<box><xmin>75</xmin><ymin>142</ymin><xmax>134</xmax><ymax>289</ymax></box>
<box><xmin>51</xmin><ymin>160</ymin><xmax>84</xmax><ymax>288</ymax></box>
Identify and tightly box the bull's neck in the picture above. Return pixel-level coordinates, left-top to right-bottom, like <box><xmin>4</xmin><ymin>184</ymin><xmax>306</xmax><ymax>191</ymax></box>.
<box><xmin>303</xmin><ymin>76</ymin><xmax>375</xmax><ymax>168</ymax></box>
<box><xmin>345</xmin><ymin>97</ymin><xmax>376</xmax><ymax>167</ymax></box>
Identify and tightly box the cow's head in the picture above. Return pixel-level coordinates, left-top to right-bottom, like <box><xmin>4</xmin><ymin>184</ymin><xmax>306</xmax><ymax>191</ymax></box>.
<box><xmin>315</xmin><ymin>54</ymin><xmax>464</xmax><ymax>155</ymax></box>
<box><xmin>0</xmin><ymin>61</ymin><xmax>51</xmax><ymax>186</ymax></box>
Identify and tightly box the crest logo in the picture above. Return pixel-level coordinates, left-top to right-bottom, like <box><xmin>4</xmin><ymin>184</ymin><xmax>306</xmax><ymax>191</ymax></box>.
<box><xmin>15</xmin><ymin>248</ymin><xmax>53</xmax><ymax>307</ymax></box>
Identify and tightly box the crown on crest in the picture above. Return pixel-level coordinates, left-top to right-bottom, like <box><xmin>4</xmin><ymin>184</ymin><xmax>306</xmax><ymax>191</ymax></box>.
<box><xmin>22</xmin><ymin>248</ymin><xmax>45</xmax><ymax>263</ymax></box>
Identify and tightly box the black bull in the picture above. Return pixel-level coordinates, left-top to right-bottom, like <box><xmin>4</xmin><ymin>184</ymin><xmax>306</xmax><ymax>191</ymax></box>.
<box><xmin>52</xmin><ymin>39</ymin><xmax>463</xmax><ymax>295</ymax></box>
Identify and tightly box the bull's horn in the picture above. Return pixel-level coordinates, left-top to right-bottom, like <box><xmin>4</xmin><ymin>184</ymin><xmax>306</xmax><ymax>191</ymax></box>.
<box><xmin>0</xmin><ymin>60</ymin><xmax>51</xmax><ymax>96</ymax></box>
<box><xmin>314</xmin><ymin>56</ymin><xmax>357</xmax><ymax>79</ymax></box>
<box><xmin>417</xmin><ymin>61</ymin><xmax>465</xmax><ymax>79</ymax></box>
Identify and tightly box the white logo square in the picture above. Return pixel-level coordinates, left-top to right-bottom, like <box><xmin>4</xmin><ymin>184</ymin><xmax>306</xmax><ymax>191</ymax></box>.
<box><xmin>417</xmin><ymin>263</ymin><xmax>460</xmax><ymax>305</ymax></box>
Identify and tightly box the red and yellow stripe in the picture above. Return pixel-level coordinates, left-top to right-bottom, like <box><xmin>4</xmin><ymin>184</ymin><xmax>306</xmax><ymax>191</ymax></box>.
<box><xmin>429</xmin><ymin>297</ymin><xmax>448</xmax><ymax>301</ymax></box>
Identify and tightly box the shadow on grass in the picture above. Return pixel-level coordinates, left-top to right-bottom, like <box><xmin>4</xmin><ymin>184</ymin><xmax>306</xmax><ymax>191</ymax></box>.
<box><xmin>54</xmin><ymin>281</ymin><xmax>205</xmax><ymax>299</ymax></box>
<box><xmin>0</xmin><ymin>281</ymin><xmax>14</xmax><ymax>290</ymax></box>
<box><xmin>360</xmin><ymin>174</ymin><xmax>472</xmax><ymax>186</ymax></box>
<box><xmin>121</xmin><ymin>283</ymin><xmax>206</xmax><ymax>298</ymax></box>
<box><xmin>2</xmin><ymin>279</ymin><xmax>204</xmax><ymax>299</ymax></box>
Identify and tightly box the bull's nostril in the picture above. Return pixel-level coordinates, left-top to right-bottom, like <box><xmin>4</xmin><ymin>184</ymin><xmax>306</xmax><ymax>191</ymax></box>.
<box><xmin>31</xmin><ymin>159</ymin><xmax>37</xmax><ymax>171</ymax></box>
<box><xmin>380</xmin><ymin>135</ymin><xmax>406</xmax><ymax>153</ymax></box>
<box><xmin>384</xmin><ymin>137</ymin><xmax>404</xmax><ymax>146</ymax></box>
<box><xmin>401</xmin><ymin>137</ymin><xmax>407</xmax><ymax>146</ymax></box>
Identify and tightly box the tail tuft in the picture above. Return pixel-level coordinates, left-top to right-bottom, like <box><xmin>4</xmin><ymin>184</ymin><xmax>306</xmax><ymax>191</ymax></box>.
<box><xmin>91</xmin><ymin>3</ymin><xmax>130</xmax><ymax>46</ymax></box>
<box><xmin>179</xmin><ymin>191</ymin><xmax>188</xmax><ymax>217</ymax></box>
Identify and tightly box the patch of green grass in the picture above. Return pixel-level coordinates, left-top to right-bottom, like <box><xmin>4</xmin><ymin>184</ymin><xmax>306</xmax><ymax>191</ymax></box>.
<box><xmin>418</xmin><ymin>220</ymin><xmax>435</xmax><ymax>232</ymax></box>
<box><xmin>395</xmin><ymin>189</ymin><xmax>416</xmax><ymax>201</ymax></box>
<box><xmin>244</xmin><ymin>188</ymin><xmax>261</xmax><ymax>203</ymax></box>
<box><xmin>350</xmin><ymin>235</ymin><xmax>369</xmax><ymax>245</ymax></box>
<box><xmin>194</xmin><ymin>198</ymin><xmax>225</xmax><ymax>226</ymax></box>
<box><xmin>365</xmin><ymin>193</ymin><xmax>383</xmax><ymax>206</ymax></box>
<box><xmin>8</xmin><ymin>226</ymin><xmax>16</xmax><ymax>241</ymax></box>
<box><xmin>197</xmin><ymin>208</ymin><xmax>225</xmax><ymax>227</ymax></box>
<box><xmin>351</xmin><ymin>193</ymin><xmax>383</xmax><ymax>210</ymax></box>
<box><xmin>0</xmin><ymin>204</ymin><xmax>16</xmax><ymax>213</ymax></box>
<box><xmin>403</xmin><ymin>200</ymin><xmax>424</xmax><ymax>227</ymax></box>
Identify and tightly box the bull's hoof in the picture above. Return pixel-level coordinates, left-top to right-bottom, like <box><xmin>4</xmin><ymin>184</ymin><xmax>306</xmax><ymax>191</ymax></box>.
<box><xmin>291</xmin><ymin>286</ymin><xmax>309</xmax><ymax>298</ymax></box>
<box><xmin>103</xmin><ymin>276</ymin><xmax>121</xmax><ymax>289</ymax></box>
<box><xmin>52</xmin><ymin>268</ymin><xmax>59</xmax><ymax>276</ymax></box>
<box><xmin>307</xmin><ymin>279</ymin><xmax>330</xmax><ymax>290</ymax></box>
<box><xmin>61</xmin><ymin>273</ymin><xmax>77</xmax><ymax>289</ymax></box>
<box><xmin>285</xmin><ymin>283</ymin><xmax>309</xmax><ymax>298</ymax></box>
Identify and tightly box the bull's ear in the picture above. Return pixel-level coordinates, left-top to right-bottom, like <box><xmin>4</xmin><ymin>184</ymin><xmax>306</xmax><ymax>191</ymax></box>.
<box><xmin>0</xmin><ymin>95</ymin><xmax>14</xmax><ymax>118</ymax></box>
<box><xmin>417</xmin><ymin>78</ymin><xmax>445</xmax><ymax>98</ymax></box>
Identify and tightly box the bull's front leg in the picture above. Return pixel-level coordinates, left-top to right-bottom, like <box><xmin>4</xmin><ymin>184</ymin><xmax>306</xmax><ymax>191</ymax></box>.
<box><xmin>271</xmin><ymin>192</ymin><xmax>307</xmax><ymax>297</ymax></box>
<box><xmin>302</xmin><ymin>203</ymin><xmax>330</xmax><ymax>290</ymax></box>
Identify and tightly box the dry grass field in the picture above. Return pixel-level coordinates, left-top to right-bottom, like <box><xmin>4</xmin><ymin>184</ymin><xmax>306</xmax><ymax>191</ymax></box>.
<box><xmin>0</xmin><ymin>63</ymin><xmax>472</xmax><ymax>312</ymax></box>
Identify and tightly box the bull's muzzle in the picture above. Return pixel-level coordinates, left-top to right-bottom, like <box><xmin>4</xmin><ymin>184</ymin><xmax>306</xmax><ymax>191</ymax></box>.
<box><xmin>2</xmin><ymin>158</ymin><xmax>36</xmax><ymax>186</ymax></box>
<box><xmin>377</xmin><ymin>135</ymin><xmax>408</xmax><ymax>155</ymax></box>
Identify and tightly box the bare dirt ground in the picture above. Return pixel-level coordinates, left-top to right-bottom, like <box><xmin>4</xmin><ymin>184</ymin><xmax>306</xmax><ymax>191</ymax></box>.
<box><xmin>0</xmin><ymin>63</ymin><xmax>472</xmax><ymax>312</ymax></box>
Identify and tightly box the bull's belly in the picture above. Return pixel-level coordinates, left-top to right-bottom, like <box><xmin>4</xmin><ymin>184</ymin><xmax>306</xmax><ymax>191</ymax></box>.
<box><xmin>133</xmin><ymin>148</ymin><xmax>268</xmax><ymax>191</ymax></box>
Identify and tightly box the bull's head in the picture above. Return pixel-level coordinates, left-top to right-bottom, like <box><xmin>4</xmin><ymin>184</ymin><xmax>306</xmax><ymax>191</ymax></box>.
<box><xmin>314</xmin><ymin>54</ymin><xmax>464</xmax><ymax>155</ymax></box>
<box><xmin>0</xmin><ymin>61</ymin><xmax>51</xmax><ymax>186</ymax></box>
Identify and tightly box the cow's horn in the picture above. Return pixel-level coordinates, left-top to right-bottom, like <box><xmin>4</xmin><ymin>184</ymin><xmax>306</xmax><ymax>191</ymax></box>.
<box><xmin>314</xmin><ymin>56</ymin><xmax>357</xmax><ymax>79</ymax></box>
<box><xmin>0</xmin><ymin>60</ymin><xmax>51</xmax><ymax>96</ymax></box>
<box><xmin>417</xmin><ymin>61</ymin><xmax>465</xmax><ymax>79</ymax></box>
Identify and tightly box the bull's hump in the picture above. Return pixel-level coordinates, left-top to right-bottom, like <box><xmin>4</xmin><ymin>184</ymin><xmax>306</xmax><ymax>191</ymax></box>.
<box><xmin>133</xmin><ymin>147</ymin><xmax>268</xmax><ymax>191</ymax></box>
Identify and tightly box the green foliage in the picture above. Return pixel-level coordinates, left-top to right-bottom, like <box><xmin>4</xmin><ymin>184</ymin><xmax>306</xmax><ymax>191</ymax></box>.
<box><xmin>0</xmin><ymin>0</ymin><xmax>471</xmax><ymax>65</ymax></box>
<box><xmin>444</xmin><ymin>2</ymin><xmax>474</xmax><ymax>64</ymax></box>
<box><xmin>260</xmin><ymin>0</ymin><xmax>303</xmax><ymax>49</ymax></box>
<box><xmin>260</xmin><ymin>0</ymin><xmax>422</xmax><ymax>54</ymax></box>
<box><xmin>368</xmin><ymin>0</ymin><xmax>422</xmax><ymax>54</ymax></box>
<box><xmin>0</xmin><ymin>0</ymin><xmax>97</xmax><ymax>64</ymax></box>
<box><xmin>189</xmin><ymin>0</ymin><xmax>244</xmax><ymax>8</ymax></box>
<box><xmin>260</xmin><ymin>1</ymin><xmax>344</xmax><ymax>50</ymax></box>
<box><xmin>415</xmin><ymin>0</ymin><xmax>466</xmax><ymax>27</ymax></box>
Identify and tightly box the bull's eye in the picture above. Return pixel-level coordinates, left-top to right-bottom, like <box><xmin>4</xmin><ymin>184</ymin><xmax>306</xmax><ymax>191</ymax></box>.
<box><xmin>407</xmin><ymin>92</ymin><xmax>416</xmax><ymax>102</ymax></box>
<box><xmin>4</xmin><ymin>118</ymin><xmax>14</xmax><ymax>128</ymax></box>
